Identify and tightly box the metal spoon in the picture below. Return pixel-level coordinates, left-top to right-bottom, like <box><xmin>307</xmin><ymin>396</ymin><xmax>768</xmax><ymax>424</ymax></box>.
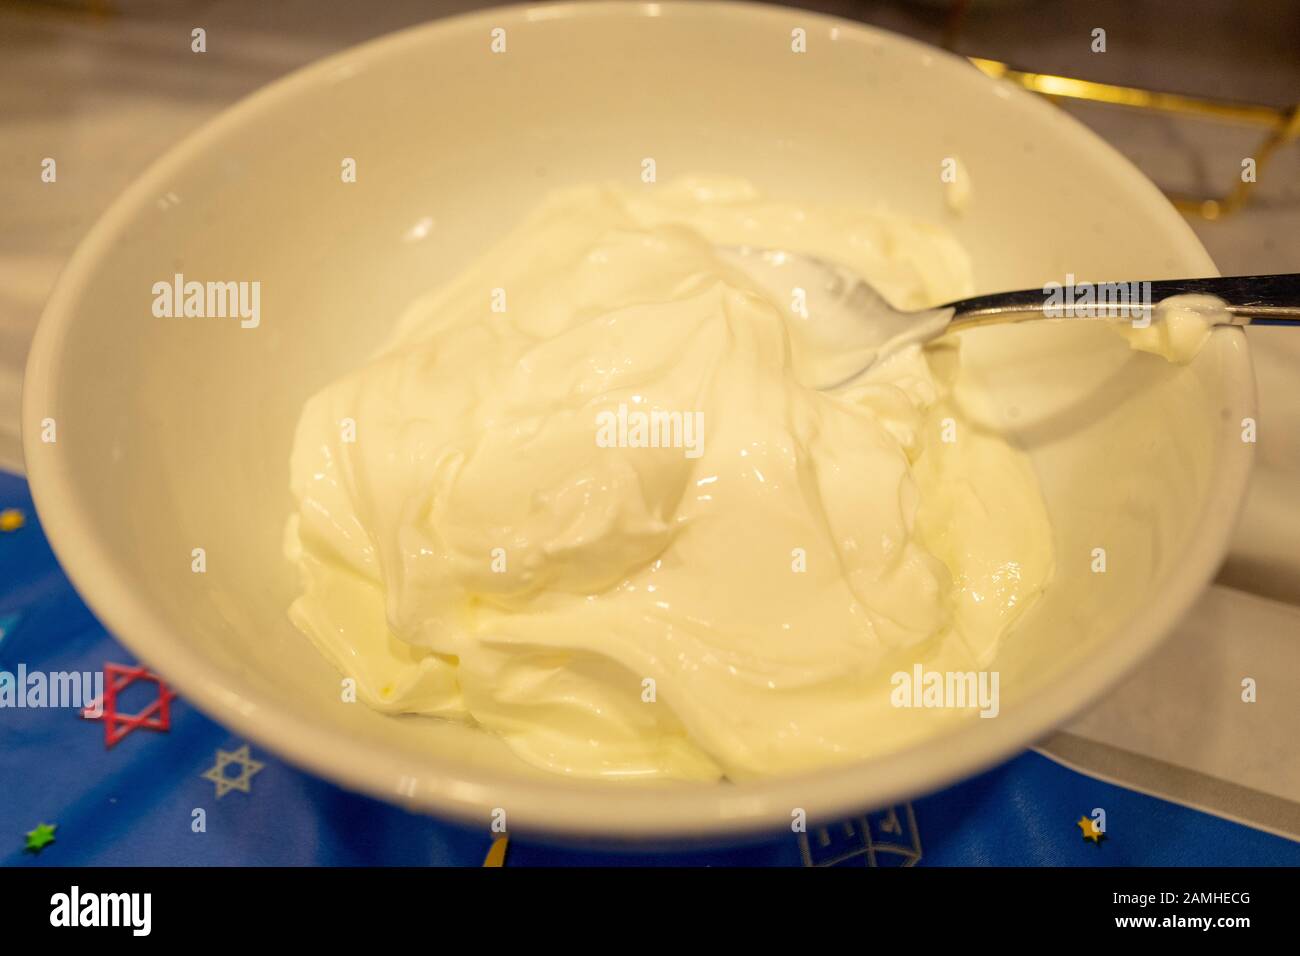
<box><xmin>716</xmin><ymin>246</ymin><xmax>1300</xmax><ymax>389</ymax></box>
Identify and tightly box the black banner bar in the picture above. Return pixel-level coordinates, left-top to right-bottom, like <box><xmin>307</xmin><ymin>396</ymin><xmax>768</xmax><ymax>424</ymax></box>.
<box><xmin>0</xmin><ymin>865</ymin><xmax>1288</xmax><ymax>938</ymax></box>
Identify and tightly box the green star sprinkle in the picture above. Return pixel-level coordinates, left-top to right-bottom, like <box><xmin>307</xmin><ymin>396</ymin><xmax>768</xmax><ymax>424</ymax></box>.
<box><xmin>25</xmin><ymin>822</ymin><xmax>56</xmax><ymax>853</ymax></box>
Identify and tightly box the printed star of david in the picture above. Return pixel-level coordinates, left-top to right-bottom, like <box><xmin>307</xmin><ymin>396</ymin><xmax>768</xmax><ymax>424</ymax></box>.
<box><xmin>202</xmin><ymin>744</ymin><xmax>265</xmax><ymax>797</ymax></box>
<box><xmin>81</xmin><ymin>662</ymin><xmax>176</xmax><ymax>748</ymax></box>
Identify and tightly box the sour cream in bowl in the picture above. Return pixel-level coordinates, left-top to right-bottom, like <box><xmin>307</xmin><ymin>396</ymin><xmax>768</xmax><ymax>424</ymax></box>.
<box><xmin>24</xmin><ymin>2</ymin><xmax>1253</xmax><ymax>840</ymax></box>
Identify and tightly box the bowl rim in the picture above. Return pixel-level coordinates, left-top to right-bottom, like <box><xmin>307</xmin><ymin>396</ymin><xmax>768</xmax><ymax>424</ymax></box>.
<box><xmin>22</xmin><ymin>0</ymin><xmax>1254</xmax><ymax>842</ymax></box>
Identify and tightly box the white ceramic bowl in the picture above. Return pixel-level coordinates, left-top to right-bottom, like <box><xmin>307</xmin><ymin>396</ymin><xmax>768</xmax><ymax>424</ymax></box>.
<box><xmin>23</xmin><ymin>1</ymin><xmax>1253</xmax><ymax>842</ymax></box>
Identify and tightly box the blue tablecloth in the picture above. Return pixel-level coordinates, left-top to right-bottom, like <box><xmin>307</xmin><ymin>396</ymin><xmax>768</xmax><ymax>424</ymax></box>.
<box><xmin>2</xmin><ymin>469</ymin><xmax>1297</xmax><ymax>866</ymax></box>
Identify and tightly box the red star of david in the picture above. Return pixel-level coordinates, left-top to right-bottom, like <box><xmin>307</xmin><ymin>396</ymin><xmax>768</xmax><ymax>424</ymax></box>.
<box><xmin>81</xmin><ymin>662</ymin><xmax>176</xmax><ymax>748</ymax></box>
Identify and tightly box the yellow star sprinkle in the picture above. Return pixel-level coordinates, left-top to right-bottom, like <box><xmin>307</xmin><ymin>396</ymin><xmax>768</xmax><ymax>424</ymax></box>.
<box><xmin>1077</xmin><ymin>815</ymin><xmax>1104</xmax><ymax>843</ymax></box>
<box><xmin>483</xmin><ymin>835</ymin><xmax>509</xmax><ymax>867</ymax></box>
<box><xmin>0</xmin><ymin>508</ymin><xmax>24</xmax><ymax>532</ymax></box>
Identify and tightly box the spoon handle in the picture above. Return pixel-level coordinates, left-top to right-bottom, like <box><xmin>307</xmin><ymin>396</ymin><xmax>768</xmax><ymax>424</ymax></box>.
<box><xmin>949</xmin><ymin>273</ymin><xmax>1300</xmax><ymax>328</ymax></box>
